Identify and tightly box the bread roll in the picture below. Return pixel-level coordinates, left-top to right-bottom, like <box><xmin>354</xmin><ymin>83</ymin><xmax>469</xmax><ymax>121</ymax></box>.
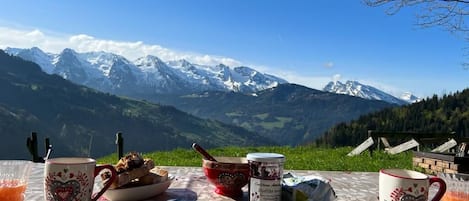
<box><xmin>106</xmin><ymin>159</ymin><xmax>155</xmax><ymax>189</ymax></box>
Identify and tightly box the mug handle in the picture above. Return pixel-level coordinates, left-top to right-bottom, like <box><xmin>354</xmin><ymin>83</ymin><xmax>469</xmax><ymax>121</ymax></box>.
<box><xmin>429</xmin><ymin>177</ymin><xmax>446</xmax><ymax>201</ymax></box>
<box><xmin>91</xmin><ymin>164</ymin><xmax>117</xmax><ymax>201</ymax></box>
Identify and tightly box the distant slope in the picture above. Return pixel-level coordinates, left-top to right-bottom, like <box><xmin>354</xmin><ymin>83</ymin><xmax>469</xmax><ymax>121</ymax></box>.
<box><xmin>315</xmin><ymin>89</ymin><xmax>469</xmax><ymax>147</ymax></box>
<box><xmin>0</xmin><ymin>50</ymin><xmax>275</xmax><ymax>159</ymax></box>
<box><xmin>144</xmin><ymin>84</ymin><xmax>396</xmax><ymax>145</ymax></box>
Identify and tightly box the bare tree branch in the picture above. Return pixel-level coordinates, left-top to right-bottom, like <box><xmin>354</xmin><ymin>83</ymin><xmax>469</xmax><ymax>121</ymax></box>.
<box><xmin>364</xmin><ymin>0</ymin><xmax>469</xmax><ymax>67</ymax></box>
<box><xmin>444</xmin><ymin>0</ymin><xmax>469</xmax><ymax>4</ymax></box>
<box><xmin>364</xmin><ymin>0</ymin><xmax>469</xmax><ymax>32</ymax></box>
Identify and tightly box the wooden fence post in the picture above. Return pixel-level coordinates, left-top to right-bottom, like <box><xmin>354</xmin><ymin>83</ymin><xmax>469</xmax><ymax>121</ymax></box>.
<box><xmin>26</xmin><ymin>132</ymin><xmax>44</xmax><ymax>162</ymax></box>
<box><xmin>116</xmin><ymin>132</ymin><xmax>123</xmax><ymax>160</ymax></box>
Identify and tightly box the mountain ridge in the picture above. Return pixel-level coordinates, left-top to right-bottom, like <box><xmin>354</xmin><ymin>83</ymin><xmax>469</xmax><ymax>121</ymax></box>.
<box><xmin>5</xmin><ymin>47</ymin><xmax>420</xmax><ymax>105</ymax></box>
<box><xmin>5</xmin><ymin>47</ymin><xmax>287</xmax><ymax>96</ymax></box>
<box><xmin>323</xmin><ymin>80</ymin><xmax>419</xmax><ymax>105</ymax></box>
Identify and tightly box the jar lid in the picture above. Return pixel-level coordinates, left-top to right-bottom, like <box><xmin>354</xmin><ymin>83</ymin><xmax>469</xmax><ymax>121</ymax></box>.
<box><xmin>246</xmin><ymin>153</ymin><xmax>285</xmax><ymax>162</ymax></box>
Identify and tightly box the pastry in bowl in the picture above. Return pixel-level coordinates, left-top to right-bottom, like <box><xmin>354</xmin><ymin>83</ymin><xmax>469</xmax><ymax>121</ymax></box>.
<box><xmin>100</xmin><ymin>152</ymin><xmax>171</xmax><ymax>201</ymax></box>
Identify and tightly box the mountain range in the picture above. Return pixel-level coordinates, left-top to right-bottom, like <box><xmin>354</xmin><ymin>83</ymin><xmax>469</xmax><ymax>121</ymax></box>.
<box><xmin>2</xmin><ymin>47</ymin><xmax>410</xmax><ymax>147</ymax></box>
<box><xmin>323</xmin><ymin>80</ymin><xmax>420</xmax><ymax>105</ymax></box>
<box><xmin>4</xmin><ymin>47</ymin><xmax>417</xmax><ymax>105</ymax></box>
<box><xmin>2</xmin><ymin>46</ymin><xmax>460</xmax><ymax>161</ymax></box>
<box><xmin>0</xmin><ymin>47</ymin><xmax>398</xmax><ymax>152</ymax></box>
<box><xmin>4</xmin><ymin>47</ymin><xmax>287</xmax><ymax>97</ymax></box>
<box><xmin>0</xmin><ymin>50</ymin><xmax>274</xmax><ymax>159</ymax></box>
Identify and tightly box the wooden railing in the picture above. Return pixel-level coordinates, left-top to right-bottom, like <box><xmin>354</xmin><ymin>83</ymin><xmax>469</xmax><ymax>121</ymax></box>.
<box><xmin>368</xmin><ymin>130</ymin><xmax>459</xmax><ymax>150</ymax></box>
<box><xmin>367</xmin><ymin>130</ymin><xmax>459</xmax><ymax>152</ymax></box>
<box><xmin>349</xmin><ymin>130</ymin><xmax>469</xmax><ymax>156</ymax></box>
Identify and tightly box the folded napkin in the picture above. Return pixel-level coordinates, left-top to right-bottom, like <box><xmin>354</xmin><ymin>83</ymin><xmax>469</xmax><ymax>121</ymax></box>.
<box><xmin>282</xmin><ymin>173</ymin><xmax>337</xmax><ymax>201</ymax></box>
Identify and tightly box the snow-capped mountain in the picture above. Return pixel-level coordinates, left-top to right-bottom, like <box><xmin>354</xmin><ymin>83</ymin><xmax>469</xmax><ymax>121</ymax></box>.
<box><xmin>7</xmin><ymin>47</ymin><xmax>55</xmax><ymax>74</ymax></box>
<box><xmin>323</xmin><ymin>80</ymin><xmax>414</xmax><ymax>105</ymax></box>
<box><xmin>400</xmin><ymin>92</ymin><xmax>421</xmax><ymax>103</ymax></box>
<box><xmin>4</xmin><ymin>47</ymin><xmax>287</xmax><ymax>95</ymax></box>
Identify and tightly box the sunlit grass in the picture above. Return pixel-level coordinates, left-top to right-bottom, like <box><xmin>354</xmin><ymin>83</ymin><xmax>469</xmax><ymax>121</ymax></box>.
<box><xmin>97</xmin><ymin>146</ymin><xmax>413</xmax><ymax>172</ymax></box>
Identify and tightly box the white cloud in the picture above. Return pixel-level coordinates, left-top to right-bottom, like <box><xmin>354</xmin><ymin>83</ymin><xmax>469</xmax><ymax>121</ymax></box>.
<box><xmin>324</xmin><ymin>61</ymin><xmax>334</xmax><ymax>68</ymax></box>
<box><xmin>0</xmin><ymin>26</ymin><xmax>410</xmax><ymax>95</ymax></box>
<box><xmin>0</xmin><ymin>26</ymin><xmax>333</xmax><ymax>90</ymax></box>
<box><xmin>332</xmin><ymin>74</ymin><xmax>341</xmax><ymax>82</ymax></box>
<box><xmin>262</xmin><ymin>67</ymin><xmax>331</xmax><ymax>90</ymax></box>
<box><xmin>356</xmin><ymin>79</ymin><xmax>410</xmax><ymax>98</ymax></box>
<box><xmin>0</xmin><ymin>26</ymin><xmax>241</xmax><ymax>67</ymax></box>
<box><xmin>288</xmin><ymin>74</ymin><xmax>331</xmax><ymax>90</ymax></box>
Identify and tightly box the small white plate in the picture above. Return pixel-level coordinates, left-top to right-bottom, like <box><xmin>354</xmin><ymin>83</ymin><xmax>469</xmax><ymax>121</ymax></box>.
<box><xmin>102</xmin><ymin>178</ymin><xmax>172</xmax><ymax>201</ymax></box>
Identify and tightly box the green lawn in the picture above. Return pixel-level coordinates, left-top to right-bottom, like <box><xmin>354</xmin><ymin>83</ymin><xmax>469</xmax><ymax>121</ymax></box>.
<box><xmin>98</xmin><ymin>146</ymin><xmax>414</xmax><ymax>172</ymax></box>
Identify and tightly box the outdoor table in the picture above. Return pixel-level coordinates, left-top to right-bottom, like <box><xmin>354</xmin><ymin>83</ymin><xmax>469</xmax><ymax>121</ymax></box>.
<box><xmin>26</xmin><ymin>163</ymin><xmax>380</xmax><ymax>200</ymax></box>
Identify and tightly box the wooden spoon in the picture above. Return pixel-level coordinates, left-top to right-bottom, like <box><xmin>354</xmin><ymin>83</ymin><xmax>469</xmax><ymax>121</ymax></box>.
<box><xmin>192</xmin><ymin>143</ymin><xmax>217</xmax><ymax>162</ymax></box>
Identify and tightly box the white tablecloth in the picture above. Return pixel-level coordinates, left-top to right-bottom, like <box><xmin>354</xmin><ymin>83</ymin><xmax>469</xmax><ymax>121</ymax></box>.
<box><xmin>25</xmin><ymin>163</ymin><xmax>385</xmax><ymax>201</ymax></box>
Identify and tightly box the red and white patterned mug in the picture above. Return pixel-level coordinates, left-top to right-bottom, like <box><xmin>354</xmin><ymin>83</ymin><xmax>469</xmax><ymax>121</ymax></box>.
<box><xmin>44</xmin><ymin>157</ymin><xmax>117</xmax><ymax>201</ymax></box>
<box><xmin>379</xmin><ymin>169</ymin><xmax>446</xmax><ymax>201</ymax></box>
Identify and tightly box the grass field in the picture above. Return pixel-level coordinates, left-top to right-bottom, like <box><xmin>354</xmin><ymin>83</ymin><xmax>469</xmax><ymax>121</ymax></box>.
<box><xmin>98</xmin><ymin>146</ymin><xmax>414</xmax><ymax>172</ymax></box>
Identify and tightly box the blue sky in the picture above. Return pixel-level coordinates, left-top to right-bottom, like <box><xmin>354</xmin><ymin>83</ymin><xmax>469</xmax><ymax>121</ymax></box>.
<box><xmin>0</xmin><ymin>0</ymin><xmax>467</xmax><ymax>98</ymax></box>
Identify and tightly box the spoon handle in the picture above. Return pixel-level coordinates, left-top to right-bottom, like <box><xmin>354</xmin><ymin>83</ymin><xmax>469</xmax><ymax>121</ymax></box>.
<box><xmin>192</xmin><ymin>143</ymin><xmax>217</xmax><ymax>161</ymax></box>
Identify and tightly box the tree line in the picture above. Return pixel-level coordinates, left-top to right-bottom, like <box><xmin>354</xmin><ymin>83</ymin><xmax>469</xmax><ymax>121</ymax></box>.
<box><xmin>315</xmin><ymin>88</ymin><xmax>469</xmax><ymax>147</ymax></box>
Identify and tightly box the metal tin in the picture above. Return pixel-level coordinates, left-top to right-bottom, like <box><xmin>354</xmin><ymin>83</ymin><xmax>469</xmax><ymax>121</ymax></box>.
<box><xmin>247</xmin><ymin>153</ymin><xmax>285</xmax><ymax>201</ymax></box>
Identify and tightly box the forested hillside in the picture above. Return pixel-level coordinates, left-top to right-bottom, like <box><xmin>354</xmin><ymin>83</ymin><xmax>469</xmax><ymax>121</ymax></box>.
<box><xmin>315</xmin><ymin>89</ymin><xmax>469</xmax><ymax>146</ymax></box>
<box><xmin>147</xmin><ymin>84</ymin><xmax>395</xmax><ymax>145</ymax></box>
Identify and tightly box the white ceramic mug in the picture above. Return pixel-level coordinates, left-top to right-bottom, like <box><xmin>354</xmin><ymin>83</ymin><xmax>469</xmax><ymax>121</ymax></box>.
<box><xmin>379</xmin><ymin>169</ymin><xmax>446</xmax><ymax>201</ymax></box>
<box><xmin>44</xmin><ymin>157</ymin><xmax>117</xmax><ymax>201</ymax></box>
